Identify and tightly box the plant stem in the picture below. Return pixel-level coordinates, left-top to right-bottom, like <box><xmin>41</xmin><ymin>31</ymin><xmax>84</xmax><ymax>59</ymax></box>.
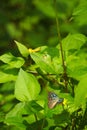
<box><xmin>34</xmin><ymin>113</ymin><xmax>38</xmax><ymax>121</ymax></box>
<box><xmin>41</xmin><ymin>118</ymin><xmax>45</xmax><ymax>130</ymax></box>
<box><xmin>54</xmin><ymin>0</ymin><xmax>68</xmax><ymax>92</ymax></box>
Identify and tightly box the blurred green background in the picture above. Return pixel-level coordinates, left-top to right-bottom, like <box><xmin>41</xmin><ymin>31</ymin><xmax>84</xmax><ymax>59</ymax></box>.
<box><xmin>0</xmin><ymin>0</ymin><xmax>87</xmax><ymax>54</ymax></box>
<box><xmin>0</xmin><ymin>1</ymin><xmax>87</xmax><ymax>129</ymax></box>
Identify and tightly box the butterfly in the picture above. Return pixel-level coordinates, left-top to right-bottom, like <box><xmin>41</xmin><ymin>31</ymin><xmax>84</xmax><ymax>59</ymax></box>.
<box><xmin>48</xmin><ymin>92</ymin><xmax>64</xmax><ymax>109</ymax></box>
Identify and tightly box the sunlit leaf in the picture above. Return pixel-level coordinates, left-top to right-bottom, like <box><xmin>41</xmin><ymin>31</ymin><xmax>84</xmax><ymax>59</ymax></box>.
<box><xmin>15</xmin><ymin>68</ymin><xmax>41</xmax><ymax>101</ymax></box>
<box><xmin>30</xmin><ymin>52</ymin><xmax>56</xmax><ymax>74</ymax></box>
<box><xmin>0</xmin><ymin>71</ymin><xmax>17</xmax><ymax>83</ymax></box>
<box><xmin>0</xmin><ymin>53</ymin><xmax>25</xmax><ymax>68</ymax></box>
<box><xmin>73</xmin><ymin>3</ymin><xmax>87</xmax><ymax>16</ymax></box>
<box><xmin>60</xmin><ymin>33</ymin><xmax>87</xmax><ymax>50</ymax></box>
<box><xmin>73</xmin><ymin>1</ymin><xmax>87</xmax><ymax>25</ymax></box>
<box><xmin>15</xmin><ymin>41</ymin><xmax>29</xmax><ymax>57</ymax></box>
<box><xmin>5</xmin><ymin>102</ymin><xmax>26</xmax><ymax>129</ymax></box>
<box><xmin>75</xmin><ymin>74</ymin><xmax>87</xmax><ymax>109</ymax></box>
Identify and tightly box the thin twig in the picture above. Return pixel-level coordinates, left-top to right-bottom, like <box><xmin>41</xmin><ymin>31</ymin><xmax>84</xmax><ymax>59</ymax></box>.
<box><xmin>41</xmin><ymin>118</ymin><xmax>45</xmax><ymax>130</ymax></box>
<box><xmin>34</xmin><ymin>113</ymin><xmax>38</xmax><ymax>122</ymax></box>
<box><xmin>54</xmin><ymin>0</ymin><xmax>68</xmax><ymax>92</ymax></box>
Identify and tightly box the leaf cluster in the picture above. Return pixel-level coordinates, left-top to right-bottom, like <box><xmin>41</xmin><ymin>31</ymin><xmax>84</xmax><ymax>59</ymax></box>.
<box><xmin>0</xmin><ymin>0</ymin><xmax>87</xmax><ymax>130</ymax></box>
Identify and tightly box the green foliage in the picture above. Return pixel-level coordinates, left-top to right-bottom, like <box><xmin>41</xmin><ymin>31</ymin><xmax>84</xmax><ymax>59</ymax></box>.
<box><xmin>0</xmin><ymin>71</ymin><xmax>16</xmax><ymax>83</ymax></box>
<box><xmin>75</xmin><ymin>74</ymin><xmax>87</xmax><ymax>109</ymax></box>
<box><xmin>1</xmin><ymin>0</ymin><xmax>87</xmax><ymax>53</ymax></box>
<box><xmin>15</xmin><ymin>68</ymin><xmax>41</xmax><ymax>101</ymax></box>
<box><xmin>15</xmin><ymin>41</ymin><xmax>29</xmax><ymax>58</ymax></box>
<box><xmin>0</xmin><ymin>35</ymin><xmax>87</xmax><ymax>129</ymax></box>
<box><xmin>0</xmin><ymin>52</ymin><xmax>25</xmax><ymax>68</ymax></box>
<box><xmin>61</xmin><ymin>33</ymin><xmax>87</xmax><ymax>50</ymax></box>
<box><xmin>0</xmin><ymin>0</ymin><xmax>87</xmax><ymax>130</ymax></box>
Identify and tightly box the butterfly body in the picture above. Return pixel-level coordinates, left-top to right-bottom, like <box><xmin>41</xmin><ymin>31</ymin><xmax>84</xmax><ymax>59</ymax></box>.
<box><xmin>48</xmin><ymin>92</ymin><xmax>64</xmax><ymax>109</ymax></box>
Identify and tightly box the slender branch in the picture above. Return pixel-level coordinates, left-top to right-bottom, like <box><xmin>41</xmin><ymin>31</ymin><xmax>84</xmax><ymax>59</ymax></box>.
<box><xmin>34</xmin><ymin>113</ymin><xmax>38</xmax><ymax>122</ymax></box>
<box><xmin>41</xmin><ymin>118</ymin><xmax>45</xmax><ymax>130</ymax></box>
<box><xmin>53</xmin><ymin>0</ymin><xmax>68</xmax><ymax>91</ymax></box>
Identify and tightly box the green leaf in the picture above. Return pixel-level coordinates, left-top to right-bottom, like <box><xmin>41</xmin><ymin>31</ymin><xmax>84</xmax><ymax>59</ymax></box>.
<box><xmin>61</xmin><ymin>34</ymin><xmax>87</xmax><ymax>50</ymax></box>
<box><xmin>44</xmin><ymin>118</ymin><xmax>55</xmax><ymax>130</ymax></box>
<box><xmin>53</xmin><ymin>110</ymin><xmax>70</xmax><ymax>127</ymax></box>
<box><xmin>15</xmin><ymin>68</ymin><xmax>41</xmax><ymax>101</ymax></box>
<box><xmin>34</xmin><ymin>0</ymin><xmax>55</xmax><ymax>18</ymax></box>
<box><xmin>73</xmin><ymin>3</ymin><xmax>87</xmax><ymax>16</ymax></box>
<box><xmin>68</xmin><ymin>66</ymin><xmax>87</xmax><ymax>80</ymax></box>
<box><xmin>24</xmin><ymin>101</ymin><xmax>43</xmax><ymax>114</ymax></box>
<box><xmin>72</xmin><ymin>1</ymin><xmax>87</xmax><ymax>25</ymax></box>
<box><xmin>74</xmin><ymin>74</ymin><xmax>87</xmax><ymax>108</ymax></box>
<box><xmin>0</xmin><ymin>71</ymin><xmax>17</xmax><ymax>83</ymax></box>
<box><xmin>26</xmin><ymin>119</ymin><xmax>45</xmax><ymax>130</ymax></box>
<box><xmin>66</xmin><ymin>54</ymin><xmax>87</xmax><ymax>80</ymax></box>
<box><xmin>5</xmin><ymin>102</ymin><xmax>25</xmax><ymax>117</ymax></box>
<box><xmin>15</xmin><ymin>40</ymin><xmax>29</xmax><ymax>57</ymax></box>
<box><xmin>30</xmin><ymin>53</ymin><xmax>56</xmax><ymax>74</ymax></box>
<box><xmin>0</xmin><ymin>53</ymin><xmax>25</xmax><ymax>68</ymax></box>
<box><xmin>5</xmin><ymin>102</ymin><xmax>26</xmax><ymax>129</ymax></box>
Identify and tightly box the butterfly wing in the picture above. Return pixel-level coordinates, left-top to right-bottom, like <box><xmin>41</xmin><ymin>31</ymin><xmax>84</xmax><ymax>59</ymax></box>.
<box><xmin>57</xmin><ymin>98</ymin><xmax>64</xmax><ymax>104</ymax></box>
<box><xmin>48</xmin><ymin>92</ymin><xmax>64</xmax><ymax>109</ymax></box>
<box><xmin>48</xmin><ymin>92</ymin><xmax>59</xmax><ymax>109</ymax></box>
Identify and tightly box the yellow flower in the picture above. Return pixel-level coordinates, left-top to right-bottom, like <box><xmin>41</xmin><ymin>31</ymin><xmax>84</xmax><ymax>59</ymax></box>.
<box><xmin>29</xmin><ymin>47</ymin><xmax>41</xmax><ymax>53</ymax></box>
<box><xmin>63</xmin><ymin>98</ymin><xmax>67</xmax><ymax>105</ymax></box>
